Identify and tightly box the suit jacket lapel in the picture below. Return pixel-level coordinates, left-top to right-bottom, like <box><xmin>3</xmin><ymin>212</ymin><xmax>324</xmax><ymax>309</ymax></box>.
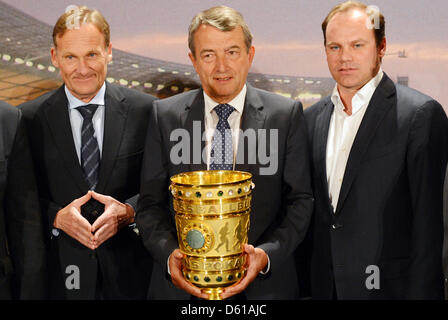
<box><xmin>235</xmin><ymin>84</ymin><xmax>266</xmax><ymax>173</ymax></box>
<box><xmin>183</xmin><ymin>90</ymin><xmax>207</xmax><ymax>172</ymax></box>
<box><xmin>95</xmin><ymin>83</ymin><xmax>129</xmax><ymax>192</ymax></box>
<box><xmin>43</xmin><ymin>85</ymin><xmax>89</xmax><ymax>192</ymax></box>
<box><xmin>335</xmin><ymin>74</ymin><xmax>396</xmax><ymax>214</ymax></box>
<box><xmin>314</xmin><ymin>99</ymin><xmax>334</xmax><ymax>213</ymax></box>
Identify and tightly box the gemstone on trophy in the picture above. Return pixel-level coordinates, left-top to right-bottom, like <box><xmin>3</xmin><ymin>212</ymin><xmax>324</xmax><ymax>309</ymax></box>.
<box><xmin>186</xmin><ymin>229</ymin><xmax>205</xmax><ymax>249</ymax></box>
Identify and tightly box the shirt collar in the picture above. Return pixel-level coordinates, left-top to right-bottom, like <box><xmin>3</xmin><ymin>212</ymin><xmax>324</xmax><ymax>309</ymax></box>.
<box><xmin>65</xmin><ymin>82</ymin><xmax>106</xmax><ymax>110</ymax></box>
<box><xmin>204</xmin><ymin>84</ymin><xmax>246</xmax><ymax>115</ymax></box>
<box><xmin>331</xmin><ymin>69</ymin><xmax>383</xmax><ymax>115</ymax></box>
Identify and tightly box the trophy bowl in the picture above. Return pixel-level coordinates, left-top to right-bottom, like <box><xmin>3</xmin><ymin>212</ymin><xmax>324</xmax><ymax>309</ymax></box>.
<box><xmin>170</xmin><ymin>170</ymin><xmax>253</xmax><ymax>300</ymax></box>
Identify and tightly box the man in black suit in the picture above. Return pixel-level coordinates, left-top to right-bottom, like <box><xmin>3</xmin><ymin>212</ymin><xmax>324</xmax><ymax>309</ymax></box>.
<box><xmin>136</xmin><ymin>5</ymin><xmax>313</xmax><ymax>300</ymax></box>
<box><xmin>19</xmin><ymin>7</ymin><xmax>154</xmax><ymax>299</ymax></box>
<box><xmin>443</xmin><ymin>166</ymin><xmax>448</xmax><ymax>298</ymax></box>
<box><xmin>0</xmin><ymin>101</ymin><xmax>46</xmax><ymax>299</ymax></box>
<box><xmin>303</xmin><ymin>1</ymin><xmax>448</xmax><ymax>299</ymax></box>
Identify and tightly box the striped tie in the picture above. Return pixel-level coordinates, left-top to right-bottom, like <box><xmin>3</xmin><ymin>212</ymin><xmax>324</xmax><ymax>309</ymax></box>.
<box><xmin>77</xmin><ymin>104</ymin><xmax>100</xmax><ymax>190</ymax></box>
<box><xmin>210</xmin><ymin>104</ymin><xmax>234</xmax><ymax>171</ymax></box>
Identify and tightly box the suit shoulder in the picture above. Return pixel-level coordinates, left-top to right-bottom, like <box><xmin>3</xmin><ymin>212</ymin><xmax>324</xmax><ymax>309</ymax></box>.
<box><xmin>395</xmin><ymin>84</ymin><xmax>441</xmax><ymax>111</ymax></box>
<box><xmin>0</xmin><ymin>100</ymin><xmax>20</xmax><ymax>119</ymax></box>
<box><xmin>0</xmin><ymin>102</ymin><xmax>21</xmax><ymax>152</ymax></box>
<box><xmin>153</xmin><ymin>89</ymin><xmax>200</xmax><ymax>112</ymax></box>
<box><xmin>304</xmin><ymin>96</ymin><xmax>331</xmax><ymax>120</ymax></box>
<box><xmin>0</xmin><ymin>101</ymin><xmax>20</xmax><ymax>134</ymax></box>
<box><xmin>254</xmin><ymin>87</ymin><xmax>300</xmax><ymax>107</ymax></box>
<box><xmin>18</xmin><ymin>89</ymin><xmax>60</xmax><ymax>118</ymax></box>
<box><xmin>108</xmin><ymin>84</ymin><xmax>157</xmax><ymax>105</ymax></box>
<box><xmin>251</xmin><ymin>87</ymin><xmax>304</xmax><ymax>122</ymax></box>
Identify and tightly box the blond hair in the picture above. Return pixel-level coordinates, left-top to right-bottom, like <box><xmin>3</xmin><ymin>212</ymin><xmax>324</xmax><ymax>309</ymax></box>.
<box><xmin>322</xmin><ymin>1</ymin><xmax>385</xmax><ymax>47</ymax></box>
<box><xmin>52</xmin><ymin>6</ymin><xmax>110</xmax><ymax>48</ymax></box>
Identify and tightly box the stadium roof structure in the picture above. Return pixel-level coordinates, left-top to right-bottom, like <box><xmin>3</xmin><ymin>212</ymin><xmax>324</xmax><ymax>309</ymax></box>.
<box><xmin>0</xmin><ymin>0</ymin><xmax>334</xmax><ymax>107</ymax></box>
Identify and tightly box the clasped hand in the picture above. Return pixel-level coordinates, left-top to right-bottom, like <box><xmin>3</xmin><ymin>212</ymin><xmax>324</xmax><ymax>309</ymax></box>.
<box><xmin>169</xmin><ymin>244</ymin><xmax>268</xmax><ymax>299</ymax></box>
<box><xmin>53</xmin><ymin>191</ymin><xmax>135</xmax><ymax>250</ymax></box>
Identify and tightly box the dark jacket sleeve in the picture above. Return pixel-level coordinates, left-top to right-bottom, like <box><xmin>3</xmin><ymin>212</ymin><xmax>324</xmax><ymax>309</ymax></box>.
<box><xmin>256</xmin><ymin>101</ymin><xmax>314</xmax><ymax>272</ymax></box>
<box><xmin>136</xmin><ymin>103</ymin><xmax>179</xmax><ymax>266</ymax></box>
<box><xmin>5</xmin><ymin>111</ymin><xmax>47</xmax><ymax>299</ymax></box>
<box><xmin>406</xmin><ymin>100</ymin><xmax>448</xmax><ymax>299</ymax></box>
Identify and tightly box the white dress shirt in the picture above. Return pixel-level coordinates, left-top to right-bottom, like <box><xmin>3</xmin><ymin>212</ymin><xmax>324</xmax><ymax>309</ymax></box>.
<box><xmin>65</xmin><ymin>83</ymin><xmax>106</xmax><ymax>163</ymax></box>
<box><xmin>326</xmin><ymin>69</ymin><xmax>383</xmax><ymax>212</ymax></box>
<box><xmin>203</xmin><ymin>84</ymin><xmax>246</xmax><ymax>169</ymax></box>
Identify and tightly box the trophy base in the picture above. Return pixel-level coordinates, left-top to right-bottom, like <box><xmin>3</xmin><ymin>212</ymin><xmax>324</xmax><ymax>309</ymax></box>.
<box><xmin>202</xmin><ymin>288</ymin><xmax>224</xmax><ymax>300</ymax></box>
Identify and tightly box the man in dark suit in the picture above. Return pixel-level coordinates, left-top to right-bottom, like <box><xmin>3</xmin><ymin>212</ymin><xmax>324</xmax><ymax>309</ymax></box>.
<box><xmin>303</xmin><ymin>1</ymin><xmax>448</xmax><ymax>299</ymax></box>
<box><xmin>443</xmin><ymin>166</ymin><xmax>448</xmax><ymax>299</ymax></box>
<box><xmin>136</xmin><ymin>5</ymin><xmax>313</xmax><ymax>300</ymax></box>
<box><xmin>19</xmin><ymin>7</ymin><xmax>154</xmax><ymax>299</ymax></box>
<box><xmin>0</xmin><ymin>101</ymin><xmax>46</xmax><ymax>299</ymax></box>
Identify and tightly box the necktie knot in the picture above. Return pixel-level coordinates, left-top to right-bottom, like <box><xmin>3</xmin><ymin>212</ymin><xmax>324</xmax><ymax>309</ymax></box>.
<box><xmin>77</xmin><ymin>104</ymin><xmax>98</xmax><ymax>120</ymax></box>
<box><xmin>214</xmin><ymin>104</ymin><xmax>234</xmax><ymax>121</ymax></box>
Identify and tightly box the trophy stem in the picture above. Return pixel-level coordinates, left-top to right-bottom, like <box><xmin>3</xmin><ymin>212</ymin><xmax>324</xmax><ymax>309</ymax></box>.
<box><xmin>203</xmin><ymin>288</ymin><xmax>224</xmax><ymax>300</ymax></box>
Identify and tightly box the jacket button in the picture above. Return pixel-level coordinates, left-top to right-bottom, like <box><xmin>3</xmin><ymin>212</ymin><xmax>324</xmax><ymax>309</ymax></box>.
<box><xmin>331</xmin><ymin>223</ymin><xmax>342</xmax><ymax>229</ymax></box>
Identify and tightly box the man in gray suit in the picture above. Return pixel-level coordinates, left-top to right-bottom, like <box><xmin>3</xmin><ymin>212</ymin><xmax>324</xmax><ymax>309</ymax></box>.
<box><xmin>136</xmin><ymin>5</ymin><xmax>313</xmax><ymax>300</ymax></box>
<box><xmin>0</xmin><ymin>100</ymin><xmax>46</xmax><ymax>299</ymax></box>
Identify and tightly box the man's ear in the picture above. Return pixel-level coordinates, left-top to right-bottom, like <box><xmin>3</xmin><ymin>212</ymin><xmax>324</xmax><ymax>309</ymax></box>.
<box><xmin>106</xmin><ymin>42</ymin><xmax>113</xmax><ymax>63</ymax></box>
<box><xmin>188</xmin><ymin>51</ymin><xmax>198</xmax><ymax>73</ymax></box>
<box><xmin>378</xmin><ymin>37</ymin><xmax>386</xmax><ymax>59</ymax></box>
<box><xmin>50</xmin><ymin>47</ymin><xmax>59</xmax><ymax>68</ymax></box>
<box><xmin>248</xmin><ymin>46</ymin><xmax>255</xmax><ymax>65</ymax></box>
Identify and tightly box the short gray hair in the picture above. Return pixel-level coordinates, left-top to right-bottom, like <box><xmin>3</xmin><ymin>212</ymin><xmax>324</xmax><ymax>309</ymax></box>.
<box><xmin>188</xmin><ymin>6</ymin><xmax>253</xmax><ymax>57</ymax></box>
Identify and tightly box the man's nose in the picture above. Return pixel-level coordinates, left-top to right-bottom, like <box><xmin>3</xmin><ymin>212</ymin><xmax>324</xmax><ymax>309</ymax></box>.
<box><xmin>340</xmin><ymin>47</ymin><xmax>353</xmax><ymax>62</ymax></box>
<box><xmin>215</xmin><ymin>54</ymin><xmax>229</xmax><ymax>73</ymax></box>
<box><xmin>76</xmin><ymin>58</ymin><xmax>90</xmax><ymax>75</ymax></box>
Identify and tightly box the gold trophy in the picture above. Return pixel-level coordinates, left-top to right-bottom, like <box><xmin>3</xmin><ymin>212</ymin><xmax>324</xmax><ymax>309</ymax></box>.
<box><xmin>170</xmin><ymin>170</ymin><xmax>253</xmax><ymax>300</ymax></box>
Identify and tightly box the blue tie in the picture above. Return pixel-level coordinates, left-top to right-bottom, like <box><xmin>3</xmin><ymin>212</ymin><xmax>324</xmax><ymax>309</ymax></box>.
<box><xmin>77</xmin><ymin>104</ymin><xmax>100</xmax><ymax>190</ymax></box>
<box><xmin>210</xmin><ymin>104</ymin><xmax>234</xmax><ymax>171</ymax></box>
